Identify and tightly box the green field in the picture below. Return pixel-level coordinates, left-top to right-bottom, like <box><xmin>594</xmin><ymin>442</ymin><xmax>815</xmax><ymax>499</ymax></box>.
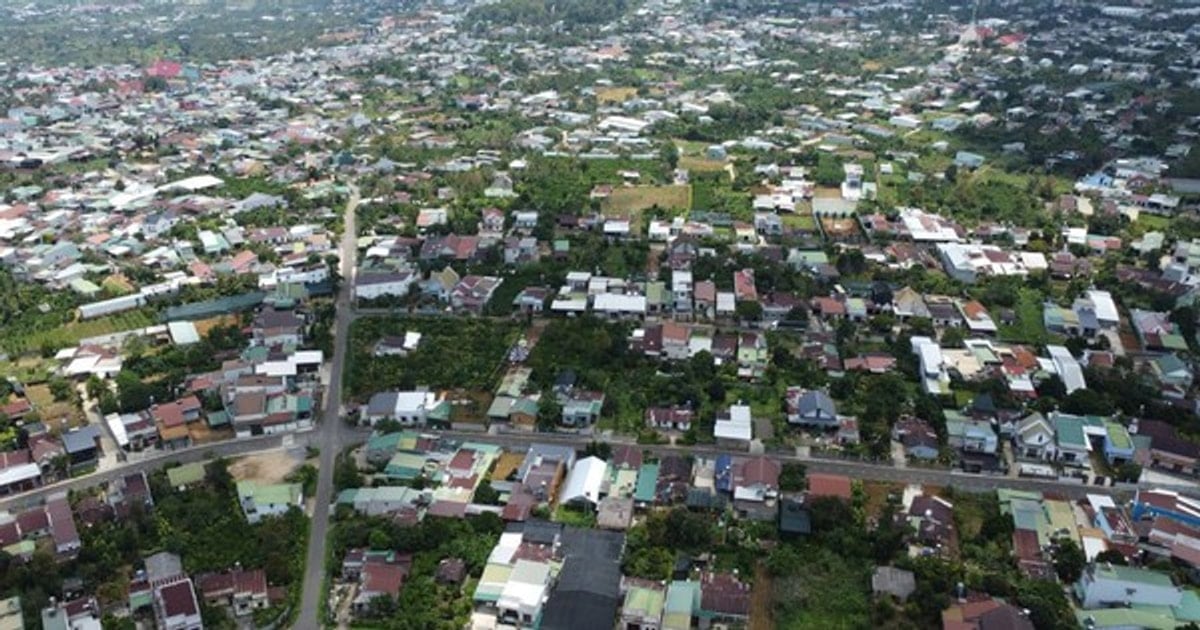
<box><xmin>6</xmin><ymin>309</ymin><xmax>158</xmax><ymax>355</ymax></box>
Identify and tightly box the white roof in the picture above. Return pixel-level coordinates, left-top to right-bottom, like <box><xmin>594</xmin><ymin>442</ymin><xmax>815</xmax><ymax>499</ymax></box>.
<box><xmin>1086</xmin><ymin>290</ymin><xmax>1119</xmax><ymax>323</ymax></box>
<box><xmin>560</xmin><ymin>456</ymin><xmax>608</xmax><ymax>504</ymax></box>
<box><xmin>487</xmin><ymin>532</ymin><xmax>523</xmax><ymax>565</ymax></box>
<box><xmin>167</xmin><ymin>321</ymin><xmax>200</xmax><ymax>345</ymax></box>
<box><xmin>395</xmin><ymin>391</ymin><xmax>434</xmax><ymax>414</ymax></box>
<box><xmin>1047</xmin><ymin>345</ymin><xmax>1087</xmax><ymax>394</ymax></box>
<box><xmin>716</xmin><ymin>292</ymin><xmax>735</xmax><ymax>312</ymax></box>
<box><xmin>715</xmin><ymin>404</ymin><xmax>753</xmax><ymax>442</ymax></box>
<box><xmin>593</xmin><ymin>293</ymin><xmax>646</xmax><ymax>314</ymax></box>
<box><xmin>550</xmin><ymin>298</ymin><xmax>588</xmax><ymax>312</ymax></box>
<box><xmin>0</xmin><ymin>462</ymin><xmax>40</xmax><ymax>487</ymax></box>
<box><xmin>105</xmin><ymin>412</ymin><xmax>129</xmax><ymax>448</ymax></box>
<box><xmin>498</xmin><ymin>560</ymin><xmax>551</xmax><ymax>616</ymax></box>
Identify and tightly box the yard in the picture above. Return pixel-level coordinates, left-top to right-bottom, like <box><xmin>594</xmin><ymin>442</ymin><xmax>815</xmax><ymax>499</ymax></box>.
<box><xmin>998</xmin><ymin>288</ymin><xmax>1050</xmax><ymax>345</ymax></box>
<box><xmin>345</xmin><ymin>317</ymin><xmax>519</xmax><ymax>401</ymax></box>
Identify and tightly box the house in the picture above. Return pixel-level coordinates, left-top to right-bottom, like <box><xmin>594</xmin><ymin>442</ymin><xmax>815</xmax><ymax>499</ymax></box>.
<box><xmin>450</xmin><ymin>275</ymin><xmax>502</xmax><ymax>314</ymax></box>
<box><xmin>1075</xmin><ymin>563</ymin><xmax>1182</xmax><ymax>609</ymax></box>
<box><xmin>360</xmin><ymin>391</ymin><xmax>445</xmax><ymax>426</ymax></box>
<box><xmin>236</xmin><ymin>481</ymin><xmax>303</xmax><ymax>524</ymax></box>
<box><xmin>731</xmin><ymin>456</ymin><xmax>781</xmax><ymax>520</ymax></box>
<box><xmin>0</xmin><ymin>450</ymin><xmax>41</xmax><ymax>496</ymax></box>
<box><xmin>355</xmin><ymin>558</ymin><xmax>411</xmax><ymax>614</ymax></box>
<box><xmin>372</xmin><ymin>332</ymin><xmax>422</xmax><ymax>357</ymax></box>
<box><xmin>714</xmin><ymin>404</ymin><xmax>753</xmax><ymax>447</ymax></box>
<box><xmin>941</xmin><ymin>598</ymin><xmax>1033</xmax><ymax>630</ymax></box>
<box><xmin>621</xmin><ymin>584</ymin><xmax>666</xmax><ymax>630</ymax></box>
<box><xmin>559</xmin><ymin>456</ymin><xmax>608</xmax><ymax>507</ymax></box>
<box><xmin>784</xmin><ymin>387</ymin><xmax>837</xmax><ymax>427</ymax></box>
<box><xmin>872</xmin><ymin>566</ymin><xmax>916</xmax><ymax>601</ymax></box>
<box><xmin>645</xmin><ymin>406</ymin><xmax>693</xmax><ymax>432</ymax></box>
<box><xmin>61</xmin><ymin>425</ymin><xmax>102</xmax><ymax>472</ymax></box>
<box><xmin>699</xmin><ymin>571</ymin><xmax>751</xmax><ymax>624</ymax></box>
<box><xmin>806</xmin><ymin>473</ymin><xmax>852</xmax><ymax>500</ymax></box>
<box><xmin>196</xmin><ymin>568</ymin><xmax>269</xmax><ymax>617</ymax></box>
<box><xmin>153</xmin><ymin>578</ymin><xmax>203</xmax><ymax>630</ymax></box>
<box><xmin>892</xmin><ymin>417</ymin><xmax>940</xmax><ymax>461</ymax></box>
<box><xmin>905</xmin><ymin>493</ymin><xmax>956</xmax><ymax>554</ymax></box>
<box><xmin>1136</xmin><ymin>419</ymin><xmax>1200</xmax><ymax>476</ymax></box>
<box><xmin>560</xmin><ymin>391</ymin><xmax>605</xmax><ymax>427</ymax></box>
<box><xmin>1014</xmin><ymin>413</ymin><xmax>1056</xmax><ymax>460</ymax></box>
<box><xmin>946</xmin><ymin>417</ymin><xmax>997</xmax><ymax>454</ymax></box>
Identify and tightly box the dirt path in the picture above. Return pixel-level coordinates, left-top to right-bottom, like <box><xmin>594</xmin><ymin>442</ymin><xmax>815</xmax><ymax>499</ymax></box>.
<box><xmin>749</xmin><ymin>562</ymin><xmax>774</xmax><ymax>630</ymax></box>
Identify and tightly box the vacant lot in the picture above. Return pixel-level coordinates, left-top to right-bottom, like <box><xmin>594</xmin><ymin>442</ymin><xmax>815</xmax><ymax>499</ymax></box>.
<box><xmin>595</xmin><ymin>86</ymin><xmax>638</xmax><ymax>104</ymax></box>
<box><xmin>602</xmin><ymin>185</ymin><xmax>690</xmax><ymax>214</ymax></box>
<box><xmin>229</xmin><ymin>450</ymin><xmax>305</xmax><ymax>484</ymax></box>
<box><xmin>679</xmin><ymin>155</ymin><xmax>728</xmax><ymax>173</ymax></box>
<box><xmin>602</xmin><ymin>185</ymin><xmax>691</xmax><ymax>234</ymax></box>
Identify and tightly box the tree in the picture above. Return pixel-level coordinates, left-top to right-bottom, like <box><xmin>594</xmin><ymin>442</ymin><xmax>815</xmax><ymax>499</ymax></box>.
<box><xmin>536</xmin><ymin>393</ymin><xmax>561</xmax><ymax>432</ymax></box>
<box><xmin>1114</xmin><ymin>462</ymin><xmax>1142</xmax><ymax>483</ymax></box>
<box><xmin>735</xmin><ymin>300</ymin><xmax>763</xmax><ymax>322</ymax></box>
<box><xmin>474</xmin><ymin>481</ymin><xmax>501</xmax><ymax>506</ymax></box>
<box><xmin>47</xmin><ymin>377</ymin><xmax>73</xmax><ymax>402</ymax></box>
<box><xmin>583</xmin><ymin>440</ymin><xmax>612</xmax><ymax>460</ymax></box>
<box><xmin>940</xmin><ymin>326</ymin><xmax>965</xmax><ymax>348</ymax></box>
<box><xmin>779</xmin><ymin>463</ymin><xmax>807</xmax><ymax>492</ymax></box>
<box><xmin>1094</xmin><ymin>549</ymin><xmax>1127</xmax><ymax>566</ymax></box>
<box><xmin>1053</xmin><ymin>538</ymin><xmax>1085</xmax><ymax>583</ymax></box>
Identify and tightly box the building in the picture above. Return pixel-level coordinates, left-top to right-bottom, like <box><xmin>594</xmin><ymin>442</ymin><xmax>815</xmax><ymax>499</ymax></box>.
<box><xmin>784</xmin><ymin>387</ymin><xmax>837</xmax><ymax>427</ymax></box>
<box><xmin>196</xmin><ymin>569</ymin><xmax>269</xmax><ymax>617</ymax></box>
<box><xmin>1075</xmin><ymin>563</ymin><xmax>1182</xmax><ymax>609</ymax></box>
<box><xmin>360</xmin><ymin>390</ymin><xmax>446</xmax><ymax>426</ymax></box>
<box><xmin>714</xmin><ymin>404</ymin><xmax>753</xmax><ymax>447</ymax></box>
<box><xmin>558</xmin><ymin>456</ymin><xmax>608</xmax><ymax>507</ymax></box>
<box><xmin>236</xmin><ymin>481</ymin><xmax>303</xmax><ymax>524</ymax></box>
<box><xmin>153</xmin><ymin>578</ymin><xmax>203</xmax><ymax>630</ymax></box>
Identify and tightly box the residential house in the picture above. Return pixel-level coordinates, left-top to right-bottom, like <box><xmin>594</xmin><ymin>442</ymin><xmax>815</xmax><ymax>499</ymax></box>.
<box><xmin>153</xmin><ymin>578</ymin><xmax>203</xmax><ymax>630</ymax></box>
<box><xmin>1075</xmin><ymin>563</ymin><xmax>1182</xmax><ymax>609</ymax></box>
<box><xmin>1014</xmin><ymin>413</ymin><xmax>1056</xmax><ymax>461</ymax></box>
<box><xmin>645</xmin><ymin>406</ymin><xmax>693</xmax><ymax>433</ymax></box>
<box><xmin>892</xmin><ymin>417</ymin><xmax>940</xmax><ymax>461</ymax></box>
<box><xmin>714</xmin><ymin>404</ymin><xmax>753</xmax><ymax>448</ymax></box>
<box><xmin>196</xmin><ymin>568</ymin><xmax>269</xmax><ymax>617</ymax></box>
<box><xmin>785</xmin><ymin>387</ymin><xmax>837</xmax><ymax>428</ymax></box>
<box><xmin>236</xmin><ymin>481</ymin><xmax>303</xmax><ymax>524</ymax></box>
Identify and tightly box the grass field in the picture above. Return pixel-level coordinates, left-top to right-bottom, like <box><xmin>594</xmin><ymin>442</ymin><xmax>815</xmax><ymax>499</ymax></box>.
<box><xmin>26</xmin><ymin>383</ymin><xmax>85</xmax><ymax>428</ymax></box>
<box><xmin>602</xmin><ymin>185</ymin><xmax>691</xmax><ymax>233</ymax></box>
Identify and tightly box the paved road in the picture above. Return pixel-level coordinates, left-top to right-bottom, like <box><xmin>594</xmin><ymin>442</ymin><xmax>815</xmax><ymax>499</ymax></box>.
<box><xmin>296</xmin><ymin>183</ymin><xmax>360</xmax><ymax>629</ymax></box>
<box><xmin>0</xmin><ymin>433</ymin><xmax>288</xmax><ymax>512</ymax></box>
<box><xmin>428</xmin><ymin>429</ymin><xmax>1147</xmax><ymax>501</ymax></box>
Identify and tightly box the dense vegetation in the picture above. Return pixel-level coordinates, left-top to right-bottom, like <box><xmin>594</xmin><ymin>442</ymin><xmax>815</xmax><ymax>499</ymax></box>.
<box><xmin>0</xmin><ymin>461</ymin><xmax>306</xmax><ymax>629</ymax></box>
<box><xmin>329</xmin><ymin>511</ymin><xmax>504</xmax><ymax>629</ymax></box>
<box><xmin>345</xmin><ymin>317</ymin><xmax>519</xmax><ymax>401</ymax></box>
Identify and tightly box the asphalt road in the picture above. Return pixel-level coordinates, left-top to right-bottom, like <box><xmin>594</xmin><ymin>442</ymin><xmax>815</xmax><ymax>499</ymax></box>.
<box><xmin>296</xmin><ymin>183</ymin><xmax>360</xmax><ymax>630</ymax></box>
<box><xmin>0</xmin><ymin>433</ymin><xmax>287</xmax><ymax>512</ymax></box>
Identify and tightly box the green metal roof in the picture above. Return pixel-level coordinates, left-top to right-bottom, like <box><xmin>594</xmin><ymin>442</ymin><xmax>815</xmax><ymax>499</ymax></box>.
<box><xmin>1076</xmin><ymin>608</ymin><xmax>1176</xmax><ymax>630</ymax></box>
<box><xmin>634</xmin><ymin>463</ymin><xmax>659</xmax><ymax>503</ymax></box>
<box><xmin>166</xmin><ymin>462</ymin><xmax>206</xmax><ymax>487</ymax></box>
<box><xmin>624</xmin><ymin>586</ymin><xmax>666</xmax><ymax>618</ymax></box>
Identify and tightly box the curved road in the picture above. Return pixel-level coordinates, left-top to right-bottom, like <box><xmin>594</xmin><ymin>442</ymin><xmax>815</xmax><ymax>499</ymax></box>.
<box><xmin>296</xmin><ymin>183</ymin><xmax>359</xmax><ymax>630</ymax></box>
